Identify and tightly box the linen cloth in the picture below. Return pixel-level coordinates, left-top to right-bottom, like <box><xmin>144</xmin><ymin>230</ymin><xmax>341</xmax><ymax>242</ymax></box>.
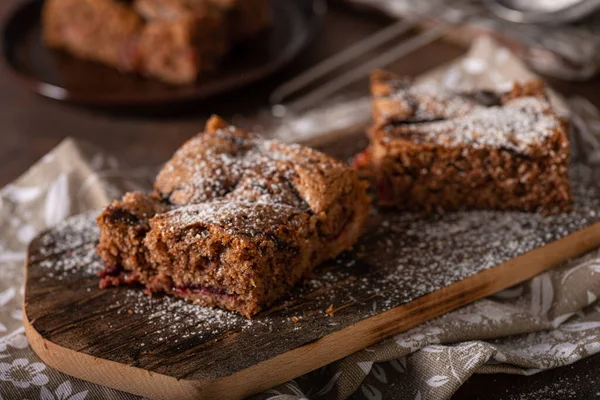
<box><xmin>1</xmin><ymin>38</ymin><xmax>600</xmax><ymax>400</ymax></box>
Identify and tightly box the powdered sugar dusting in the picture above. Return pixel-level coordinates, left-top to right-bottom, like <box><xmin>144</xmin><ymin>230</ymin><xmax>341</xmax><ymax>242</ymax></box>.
<box><xmin>153</xmin><ymin>126</ymin><xmax>344</xmax><ymax>214</ymax></box>
<box><xmin>378</xmin><ymin>77</ymin><xmax>560</xmax><ymax>154</ymax></box>
<box><xmin>38</xmin><ymin>211</ymin><xmax>99</xmax><ymax>256</ymax></box>
<box><xmin>34</xmin><ymin>212</ymin><xmax>103</xmax><ymax>281</ymax></box>
<box><xmin>395</xmin><ymin>97</ymin><xmax>558</xmax><ymax>154</ymax></box>
<box><xmin>394</xmin><ymin>82</ymin><xmax>490</xmax><ymax>119</ymax></box>
<box><xmin>164</xmin><ymin>200</ymin><xmax>306</xmax><ymax>236</ymax></box>
<box><xmin>118</xmin><ymin>290</ymin><xmax>260</xmax><ymax>342</ymax></box>
<box><xmin>376</xmin><ymin>79</ymin><xmax>498</xmax><ymax>123</ymax></box>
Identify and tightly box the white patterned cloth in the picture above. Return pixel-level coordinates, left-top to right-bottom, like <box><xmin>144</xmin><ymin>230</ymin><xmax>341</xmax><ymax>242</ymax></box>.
<box><xmin>255</xmin><ymin>252</ymin><xmax>600</xmax><ymax>399</ymax></box>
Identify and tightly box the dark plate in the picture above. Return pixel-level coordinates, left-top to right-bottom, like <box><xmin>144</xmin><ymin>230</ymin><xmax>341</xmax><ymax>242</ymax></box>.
<box><xmin>2</xmin><ymin>0</ymin><xmax>326</xmax><ymax>106</ymax></box>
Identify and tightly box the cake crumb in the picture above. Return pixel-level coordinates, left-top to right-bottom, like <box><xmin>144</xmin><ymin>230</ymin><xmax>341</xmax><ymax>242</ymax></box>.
<box><xmin>325</xmin><ymin>304</ymin><xmax>335</xmax><ymax>317</ymax></box>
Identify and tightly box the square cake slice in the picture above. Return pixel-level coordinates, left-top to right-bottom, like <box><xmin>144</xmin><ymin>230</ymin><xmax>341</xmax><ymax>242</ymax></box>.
<box><xmin>137</xmin><ymin>14</ymin><xmax>228</xmax><ymax>85</ymax></box>
<box><xmin>97</xmin><ymin>116</ymin><xmax>370</xmax><ymax>317</ymax></box>
<box><xmin>143</xmin><ymin>201</ymin><xmax>314</xmax><ymax>317</ymax></box>
<box><xmin>361</xmin><ymin>70</ymin><xmax>571</xmax><ymax>214</ymax></box>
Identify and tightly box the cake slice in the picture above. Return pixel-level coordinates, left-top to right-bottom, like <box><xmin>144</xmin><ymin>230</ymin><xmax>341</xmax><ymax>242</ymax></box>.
<box><xmin>97</xmin><ymin>116</ymin><xmax>370</xmax><ymax>317</ymax></box>
<box><xmin>360</xmin><ymin>70</ymin><xmax>571</xmax><ymax>214</ymax></box>
<box><xmin>143</xmin><ymin>201</ymin><xmax>314</xmax><ymax>317</ymax></box>
<box><xmin>137</xmin><ymin>14</ymin><xmax>228</xmax><ymax>85</ymax></box>
<box><xmin>43</xmin><ymin>0</ymin><xmax>229</xmax><ymax>85</ymax></box>
<box><xmin>96</xmin><ymin>192</ymin><xmax>170</xmax><ymax>288</ymax></box>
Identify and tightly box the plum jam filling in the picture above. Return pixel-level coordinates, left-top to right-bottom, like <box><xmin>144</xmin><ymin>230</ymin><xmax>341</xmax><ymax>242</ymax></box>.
<box><xmin>351</xmin><ymin>150</ymin><xmax>371</xmax><ymax>170</ymax></box>
<box><xmin>98</xmin><ymin>265</ymin><xmax>123</xmax><ymax>278</ymax></box>
<box><xmin>173</xmin><ymin>284</ymin><xmax>237</xmax><ymax>299</ymax></box>
<box><xmin>377</xmin><ymin>178</ymin><xmax>394</xmax><ymax>203</ymax></box>
<box><xmin>105</xmin><ymin>207</ymin><xmax>139</xmax><ymax>225</ymax></box>
<box><xmin>98</xmin><ymin>266</ymin><xmax>141</xmax><ymax>288</ymax></box>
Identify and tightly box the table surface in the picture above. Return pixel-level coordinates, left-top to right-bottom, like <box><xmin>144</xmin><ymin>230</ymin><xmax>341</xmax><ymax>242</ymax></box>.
<box><xmin>2</xmin><ymin>0</ymin><xmax>600</xmax><ymax>398</ymax></box>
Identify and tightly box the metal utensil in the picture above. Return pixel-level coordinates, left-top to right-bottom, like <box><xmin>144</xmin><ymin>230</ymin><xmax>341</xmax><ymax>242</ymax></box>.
<box><xmin>269</xmin><ymin>5</ymin><xmax>467</xmax><ymax>115</ymax></box>
<box><xmin>270</xmin><ymin>0</ymin><xmax>600</xmax><ymax>115</ymax></box>
<box><xmin>484</xmin><ymin>0</ymin><xmax>600</xmax><ymax>24</ymax></box>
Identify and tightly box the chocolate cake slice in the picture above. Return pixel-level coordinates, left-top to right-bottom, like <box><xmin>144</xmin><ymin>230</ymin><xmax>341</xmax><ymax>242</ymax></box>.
<box><xmin>97</xmin><ymin>116</ymin><xmax>370</xmax><ymax>317</ymax></box>
<box><xmin>359</xmin><ymin>70</ymin><xmax>571</xmax><ymax>214</ymax></box>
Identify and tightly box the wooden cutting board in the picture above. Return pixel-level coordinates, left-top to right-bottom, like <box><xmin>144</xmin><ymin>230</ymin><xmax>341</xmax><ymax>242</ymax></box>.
<box><xmin>24</xmin><ymin>132</ymin><xmax>600</xmax><ymax>400</ymax></box>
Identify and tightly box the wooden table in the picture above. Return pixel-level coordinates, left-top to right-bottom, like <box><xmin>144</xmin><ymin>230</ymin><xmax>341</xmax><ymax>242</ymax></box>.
<box><xmin>2</xmin><ymin>0</ymin><xmax>600</xmax><ymax>398</ymax></box>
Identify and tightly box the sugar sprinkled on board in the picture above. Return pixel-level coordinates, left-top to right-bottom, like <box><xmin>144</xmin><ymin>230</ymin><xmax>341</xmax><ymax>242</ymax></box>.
<box><xmin>120</xmin><ymin>290</ymin><xmax>258</xmax><ymax>341</ymax></box>
<box><xmin>38</xmin><ymin>211</ymin><xmax>99</xmax><ymax>256</ymax></box>
<box><xmin>35</xmin><ymin>212</ymin><xmax>103</xmax><ymax>280</ymax></box>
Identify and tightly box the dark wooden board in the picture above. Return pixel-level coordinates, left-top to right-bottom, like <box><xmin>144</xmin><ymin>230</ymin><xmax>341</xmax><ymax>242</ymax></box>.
<box><xmin>24</xmin><ymin>133</ymin><xmax>600</xmax><ymax>400</ymax></box>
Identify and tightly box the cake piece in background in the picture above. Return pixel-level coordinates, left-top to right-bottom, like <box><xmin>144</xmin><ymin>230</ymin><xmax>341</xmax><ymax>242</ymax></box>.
<box><xmin>206</xmin><ymin>0</ymin><xmax>273</xmax><ymax>41</ymax></box>
<box><xmin>133</xmin><ymin>0</ymin><xmax>273</xmax><ymax>42</ymax></box>
<box><xmin>97</xmin><ymin>116</ymin><xmax>370</xmax><ymax>317</ymax></box>
<box><xmin>359</xmin><ymin>70</ymin><xmax>571</xmax><ymax>214</ymax></box>
<box><xmin>43</xmin><ymin>0</ymin><xmax>270</xmax><ymax>85</ymax></box>
<box><xmin>43</xmin><ymin>0</ymin><xmax>143</xmax><ymax>72</ymax></box>
<box><xmin>137</xmin><ymin>13</ymin><xmax>228</xmax><ymax>84</ymax></box>
<box><xmin>133</xmin><ymin>0</ymin><xmax>216</xmax><ymax>20</ymax></box>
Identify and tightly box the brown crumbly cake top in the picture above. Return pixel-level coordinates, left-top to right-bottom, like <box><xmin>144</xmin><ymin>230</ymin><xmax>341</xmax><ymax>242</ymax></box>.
<box><xmin>157</xmin><ymin>200</ymin><xmax>309</xmax><ymax>237</ymax></box>
<box><xmin>154</xmin><ymin>116</ymin><xmax>356</xmax><ymax>215</ymax></box>
<box><xmin>377</xmin><ymin>84</ymin><xmax>495</xmax><ymax>122</ymax></box>
<box><xmin>372</xmin><ymin>70</ymin><xmax>563</xmax><ymax>156</ymax></box>
<box><xmin>371</xmin><ymin>69</ymin><xmax>503</xmax><ymax>123</ymax></box>
<box><xmin>384</xmin><ymin>96</ymin><xmax>559</xmax><ymax>155</ymax></box>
